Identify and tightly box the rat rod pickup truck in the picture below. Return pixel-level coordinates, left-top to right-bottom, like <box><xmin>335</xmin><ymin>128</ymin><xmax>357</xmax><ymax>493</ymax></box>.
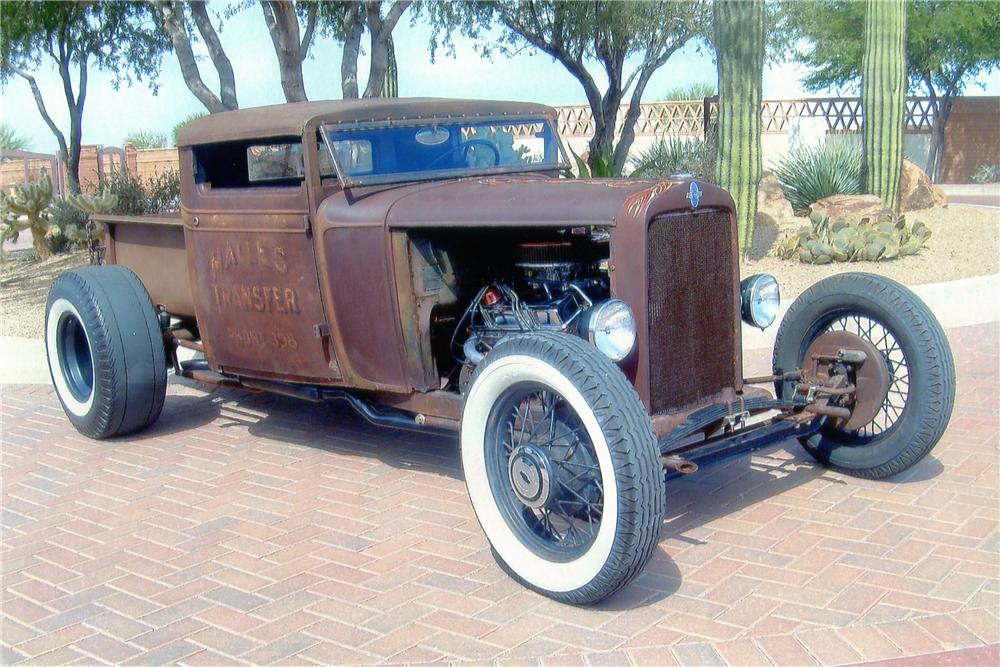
<box><xmin>46</xmin><ymin>98</ymin><xmax>955</xmax><ymax>604</ymax></box>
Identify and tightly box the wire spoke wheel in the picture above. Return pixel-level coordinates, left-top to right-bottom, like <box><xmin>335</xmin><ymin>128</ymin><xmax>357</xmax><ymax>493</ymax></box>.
<box><xmin>486</xmin><ymin>384</ymin><xmax>604</xmax><ymax>560</ymax></box>
<box><xmin>773</xmin><ymin>273</ymin><xmax>955</xmax><ymax>480</ymax></box>
<box><xmin>819</xmin><ymin>312</ymin><xmax>910</xmax><ymax>440</ymax></box>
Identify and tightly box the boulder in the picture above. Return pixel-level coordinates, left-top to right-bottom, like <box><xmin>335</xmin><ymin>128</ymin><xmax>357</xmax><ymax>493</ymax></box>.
<box><xmin>899</xmin><ymin>159</ymin><xmax>947</xmax><ymax>211</ymax></box>
<box><xmin>810</xmin><ymin>194</ymin><xmax>892</xmax><ymax>221</ymax></box>
<box><xmin>757</xmin><ymin>172</ymin><xmax>795</xmax><ymax>224</ymax></box>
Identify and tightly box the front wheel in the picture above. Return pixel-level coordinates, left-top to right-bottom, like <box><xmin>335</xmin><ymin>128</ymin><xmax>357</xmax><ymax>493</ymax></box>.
<box><xmin>461</xmin><ymin>332</ymin><xmax>664</xmax><ymax>605</ymax></box>
<box><xmin>773</xmin><ymin>272</ymin><xmax>955</xmax><ymax>479</ymax></box>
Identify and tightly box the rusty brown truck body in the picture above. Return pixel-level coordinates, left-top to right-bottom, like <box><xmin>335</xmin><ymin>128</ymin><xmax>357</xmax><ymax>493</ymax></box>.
<box><xmin>46</xmin><ymin>99</ymin><xmax>955</xmax><ymax>604</ymax></box>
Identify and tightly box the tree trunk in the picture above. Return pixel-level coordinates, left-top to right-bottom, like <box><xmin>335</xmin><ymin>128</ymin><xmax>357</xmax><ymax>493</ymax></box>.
<box><xmin>381</xmin><ymin>36</ymin><xmax>398</xmax><ymax>97</ymax></box>
<box><xmin>927</xmin><ymin>97</ymin><xmax>953</xmax><ymax>183</ymax></box>
<box><xmin>714</xmin><ymin>0</ymin><xmax>765</xmax><ymax>255</ymax></box>
<box><xmin>341</xmin><ymin>4</ymin><xmax>363</xmax><ymax>99</ymax></box>
<box><xmin>861</xmin><ymin>0</ymin><xmax>907</xmax><ymax>210</ymax></box>
<box><xmin>260</xmin><ymin>1</ymin><xmax>308</xmax><ymax>102</ymax></box>
<box><xmin>363</xmin><ymin>1</ymin><xmax>412</xmax><ymax>98</ymax></box>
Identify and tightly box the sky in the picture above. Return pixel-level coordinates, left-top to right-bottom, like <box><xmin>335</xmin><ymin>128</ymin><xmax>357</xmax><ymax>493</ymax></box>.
<box><xmin>2</xmin><ymin>5</ymin><xmax>998</xmax><ymax>154</ymax></box>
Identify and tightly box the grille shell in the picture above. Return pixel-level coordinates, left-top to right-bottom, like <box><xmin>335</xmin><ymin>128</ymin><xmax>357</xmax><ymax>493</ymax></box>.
<box><xmin>646</xmin><ymin>209</ymin><xmax>739</xmax><ymax>413</ymax></box>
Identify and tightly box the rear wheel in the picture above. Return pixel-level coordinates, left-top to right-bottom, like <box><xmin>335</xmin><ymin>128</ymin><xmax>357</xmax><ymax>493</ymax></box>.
<box><xmin>45</xmin><ymin>266</ymin><xmax>167</xmax><ymax>439</ymax></box>
<box><xmin>773</xmin><ymin>273</ymin><xmax>955</xmax><ymax>479</ymax></box>
<box><xmin>461</xmin><ymin>332</ymin><xmax>664</xmax><ymax>605</ymax></box>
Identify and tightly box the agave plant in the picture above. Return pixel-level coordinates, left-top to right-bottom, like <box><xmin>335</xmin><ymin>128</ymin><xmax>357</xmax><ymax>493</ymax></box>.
<box><xmin>565</xmin><ymin>145</ymin><xmax>616</xmax><ymax>178</ymax></box>
<box><xmin>776</xmin><ymin>212</ymin><xmax>931</xmax><ymax>264</ymax></box>
<box><xmin>628</xmin><ymin>135</ymin><xmax>716</xmax><ymax>180</ymax></box>
<box><xmin>773</xmin><ymin>142</ymin><xmax>864</xmax><ymax>213</ymax></box>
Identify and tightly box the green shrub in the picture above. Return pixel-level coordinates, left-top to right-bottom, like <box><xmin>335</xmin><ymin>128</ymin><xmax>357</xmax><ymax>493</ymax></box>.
<box><xmin>146</xmin><ymin>170</ymin><xmax>181</xmax><ymax>212</ymax></box>
<box><xmin>0</xmin><ymin>122</ymin><xmax>31</xmax><ymax>153</ymax></box>
<box><xmin>629</xmin><ymin>135</ymin><xmax>716</xmax><ymax>180</ymax></box>
<box><xmin>47</xmin><ymin>199</ymin><xmax>90</xmax><ymax>255</ymax></box>
<box><xmin>100</xmin><ymin>168</ymin><xmax>180</xmax><ymax>215</ymax></box>
<box><xmin>971</xmin><ymin>164</ymin><xmax>1000</xmax><ymax>184</ymax></box>
<box><xmin>565</xmin><ymin>145</ymin><xmax>616</xmax><ymax>178</ymax></box>
<box><xmin>661</xmin><ymin>82</ymin><xmax>717</xmax><ymax>101</ymax></box>
<box><xmin>772</xmin><ymin>142</ymin><xmax>864</xmax><ymax>214</ymax></box>
<box><xmin>172</xmin><ymin>112</ymin><xmax>207</xmax><ymax>146</ymax></box>
<box><xmin>776</xmin><ymin>211</ymin><xmax>931</xmax><ymax>264</ymax></box>
<box><xmin>123</xmin><ymin>130</ymin><xmax>167</xmax><ymax>150</ymax></box>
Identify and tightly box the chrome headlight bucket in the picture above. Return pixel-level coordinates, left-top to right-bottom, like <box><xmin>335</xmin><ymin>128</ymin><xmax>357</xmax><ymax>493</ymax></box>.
<box><xmin>585</xmin><ymin>299</ymin><xmax>636</xmax><ymax>362</ymax></box>
<box><xmin>741</xmin><ymin>274</ymin><xmax>780</xmax><ymax>329</ymax></box>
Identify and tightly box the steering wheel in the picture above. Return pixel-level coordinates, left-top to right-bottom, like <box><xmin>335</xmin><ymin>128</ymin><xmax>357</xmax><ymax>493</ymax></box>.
<box><xmin>427</xmin><ymin>139</ymin><xmax>501</xmax><ymax>169</ymax></box>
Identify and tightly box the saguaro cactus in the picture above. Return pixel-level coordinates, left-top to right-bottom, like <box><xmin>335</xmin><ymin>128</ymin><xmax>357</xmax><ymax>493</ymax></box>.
<box><xmin>861</xmin><ymin>0</ymin><xmax>907</xmax><ymax>210</ymax></box>
<box><xmin>714</xmin><ymin>0</ymin><xmax>765</xmax><ymax>255</ymax></box>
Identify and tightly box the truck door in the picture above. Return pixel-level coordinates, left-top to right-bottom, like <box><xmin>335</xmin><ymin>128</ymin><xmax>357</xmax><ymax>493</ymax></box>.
<box><xmin>180</xmin><ymin>139</ymin><xmax>342</xmax><ymax>383</ymax></box>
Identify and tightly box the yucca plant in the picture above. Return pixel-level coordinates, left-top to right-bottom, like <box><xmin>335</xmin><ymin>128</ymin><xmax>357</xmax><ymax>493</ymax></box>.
<box><xmin>629</xmin><ymin>135</ymin><xmax>716</xmax><ymax>180</ymax></box>
<box><xmin>773</xmin><ymin>142</ymin><xmax>864</xmax><ymax>214</ymax></box>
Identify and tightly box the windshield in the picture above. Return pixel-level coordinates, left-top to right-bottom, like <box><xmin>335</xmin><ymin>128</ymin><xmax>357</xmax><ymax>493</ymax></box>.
<box><xmin>321</xmin><ymin>115</ymin><xmax>568</xmax><ymax>186</ymax></box>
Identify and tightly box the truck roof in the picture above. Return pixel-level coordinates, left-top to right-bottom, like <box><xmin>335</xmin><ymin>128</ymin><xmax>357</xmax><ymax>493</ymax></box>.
<box><xmin>176</xmin><ymin>97</ymin><xmax>558</xmax><ymax>146</ymax></box>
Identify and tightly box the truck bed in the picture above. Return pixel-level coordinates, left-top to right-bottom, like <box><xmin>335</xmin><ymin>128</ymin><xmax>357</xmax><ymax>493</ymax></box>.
<box><xmin>93</xmin><ymin>213</ymin><xmax>196</xmax><ymax>318</ymax></box>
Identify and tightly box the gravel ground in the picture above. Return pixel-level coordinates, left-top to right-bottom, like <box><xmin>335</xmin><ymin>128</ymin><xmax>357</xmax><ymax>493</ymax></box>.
<box><xmin>744</xmin><ymin>204</ymin><xmax>999</xmax><ymax>299</ymax></box>
<box><xmin>1</xmin><ymin>204</ymin><xmax>996</xmax><ymax>338</ymax></box>
<box><xmin>1</xmin><ymin>250</ymin><xmax>89</xmax><ymax>338</ymax></box>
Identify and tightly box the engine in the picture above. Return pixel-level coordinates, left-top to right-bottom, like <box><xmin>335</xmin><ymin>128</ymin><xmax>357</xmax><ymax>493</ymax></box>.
<box><xmin>455</xmin><ymin>239</ymin><xmax>611</xmax><ymax>366</ymax></box>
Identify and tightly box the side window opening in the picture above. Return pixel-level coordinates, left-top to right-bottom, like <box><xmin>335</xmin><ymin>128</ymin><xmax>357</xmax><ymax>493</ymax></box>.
<box><xmin>193</xmin><ymin>136</ymin><xmax>336</xmax><ymax>189</ymax></box>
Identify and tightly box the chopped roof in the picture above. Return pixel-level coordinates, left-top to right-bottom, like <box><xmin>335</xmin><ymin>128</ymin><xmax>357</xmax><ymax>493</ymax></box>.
<box><xmin>176</xmin><ymin>97</ymin><xmax>558</xmax><ymax>146</ymax></box>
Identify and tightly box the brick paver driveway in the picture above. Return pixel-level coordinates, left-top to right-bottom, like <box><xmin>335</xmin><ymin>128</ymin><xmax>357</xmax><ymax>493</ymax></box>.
<box><xmin>2</xmin><ymin>323</ymin><xmax>997</xmax><ymax>665</ymax></box>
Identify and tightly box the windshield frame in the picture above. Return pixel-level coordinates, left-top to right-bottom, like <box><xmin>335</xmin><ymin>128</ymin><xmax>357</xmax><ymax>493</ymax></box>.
<box><xmin>319</xmin><ymin>114</ymin><xmax>570</xmax><ymax>187</ymax></box>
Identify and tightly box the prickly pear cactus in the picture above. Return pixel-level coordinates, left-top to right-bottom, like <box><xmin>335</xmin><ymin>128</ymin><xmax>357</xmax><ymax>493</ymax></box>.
<box><xmin>714</xmin><ymin>0</ymin><xmax>765</xmax><ymax>255</ymax></box>
<box><xmin>776</xmin><ymin>212</ymin><xmax>931</xmax><ymax>264</ymax></box>
<box><xmin>0</xmin><ymin>173</ymin><xmax>55</xmax><ymax>260</ymax></box>
<box><xmin>861</xmin><ymin>0</ymin><xmax>907</xmax><ymax>210</ymax></box>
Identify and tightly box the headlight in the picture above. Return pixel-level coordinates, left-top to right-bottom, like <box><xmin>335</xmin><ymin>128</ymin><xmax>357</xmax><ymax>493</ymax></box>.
<box><xmin>586</xmin><ymin>299</ymin><xmax>636</xmax><ymax>362</ymax></box>
<box><xmin>741</xmin><ymin>274</ymin><xmax>780</xmax><ymax>329</ymax></box>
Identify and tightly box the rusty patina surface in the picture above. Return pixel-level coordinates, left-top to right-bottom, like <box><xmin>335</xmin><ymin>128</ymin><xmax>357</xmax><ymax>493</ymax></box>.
<box><xmin>103</xmin><ymin>97</ymin><xmax>743</xmax><ymax>424</ymax></box>
<box><xmin>177</xmin><ymin>98</ymin><xmax>558</xmax><ymax>146</ymax></box>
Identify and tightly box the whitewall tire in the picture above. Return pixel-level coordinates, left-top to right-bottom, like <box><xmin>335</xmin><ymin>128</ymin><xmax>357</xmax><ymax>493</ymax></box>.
<box><xmin>461</xmin><ymin>332</ymin><xmax>664</xmax><ymax>605</ymax></box>
<box><xmin>45</xmin><ymin>266</ymin><xmax>167</xmax><ymax>439</ymax></box>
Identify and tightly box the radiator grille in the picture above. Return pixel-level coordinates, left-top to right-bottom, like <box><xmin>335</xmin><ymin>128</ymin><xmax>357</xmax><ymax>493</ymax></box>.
<box><xmin>647</xmin><ymin>209</ymin><xmax>737</xmax><ymax>413</ymax></box>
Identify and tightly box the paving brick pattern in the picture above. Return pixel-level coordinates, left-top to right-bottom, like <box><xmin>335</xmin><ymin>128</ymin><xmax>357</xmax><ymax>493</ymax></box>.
<box><xmin>1</xmin><ymin>322</ymin><xmax>997</xmax><ymax>665</ymax></box>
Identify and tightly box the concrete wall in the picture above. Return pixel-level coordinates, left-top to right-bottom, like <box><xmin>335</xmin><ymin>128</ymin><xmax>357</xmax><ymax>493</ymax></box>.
<box><xmin>940</xmin><ymin>97</ymin><xmax>1000</xmax><ymax>182</ymax></box>
<box><xmin>2</xmin><ymin>96</ymin><xmax>994</xmax><ymax>195</ymax></box>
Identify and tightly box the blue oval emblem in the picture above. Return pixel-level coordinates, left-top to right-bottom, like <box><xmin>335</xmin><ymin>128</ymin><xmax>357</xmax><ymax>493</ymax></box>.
<box><xmin>686</xmin><ymin>181</ymin><xmax>702</xmax><ymax>209</ymax></box>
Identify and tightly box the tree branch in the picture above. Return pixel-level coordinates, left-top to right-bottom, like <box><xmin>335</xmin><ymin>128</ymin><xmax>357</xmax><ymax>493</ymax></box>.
<box><xmin>13</xmin><ymin>68</ymin><xmax>69</xmax><ymax>159</ymax></box>
<box><xmin>613</xmin><ymin>37</ymin><xmax>690</xmax><ymax>172</ymax></box>
<box><xmin>379</xmin><ymin>0</ymin><xmax>412</xmax><ymax>39</ymax></box>
<box><xmin>156</xmin><ymin>1</ymin><xmax>231</xmax><ymax>113</ymax></box>
<box><xmin>190</xmin><ymin>1</ymin><xmax>238</xmax><ymax>109</ymax></box>
<box><xmin>299</xmin><ymin>0</ymin><xmax>318</xmax><ymax>60</ymax></box>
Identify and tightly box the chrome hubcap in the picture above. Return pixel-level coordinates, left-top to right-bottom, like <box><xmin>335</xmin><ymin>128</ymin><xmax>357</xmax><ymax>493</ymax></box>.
<box><xmin>508</xmin><ymin>444</ymin><xmax>553</xmax><ymax>509</ymax></box>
